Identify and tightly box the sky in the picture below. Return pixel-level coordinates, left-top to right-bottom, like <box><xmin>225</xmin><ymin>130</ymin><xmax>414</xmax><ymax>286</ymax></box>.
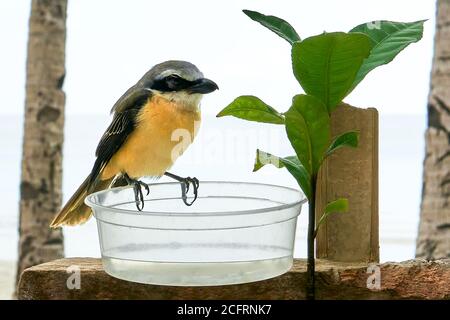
<box><xmin>0</xmin><ymin>0</ymin><xmax>436</xmax><ymax>117</ymax></box>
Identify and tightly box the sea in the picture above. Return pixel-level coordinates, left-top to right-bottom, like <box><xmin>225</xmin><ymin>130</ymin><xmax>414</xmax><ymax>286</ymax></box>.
<box><xmin>0</xmin><ymin>113</ymin><xmax>426</xmax><ymax>263</ymax></box>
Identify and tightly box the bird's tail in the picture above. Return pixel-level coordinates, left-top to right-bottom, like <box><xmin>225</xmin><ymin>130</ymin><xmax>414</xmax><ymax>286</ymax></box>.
<box><xmin>50</xmin><ymin>174</ymin><xmax>115</xmax><ymax>228</ymax></box>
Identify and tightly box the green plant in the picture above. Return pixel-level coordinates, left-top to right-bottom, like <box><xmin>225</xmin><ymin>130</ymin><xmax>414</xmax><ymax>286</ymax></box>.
<box><xmin>217</xmin><ymin>9</ymin><xmax>425</xmax><ymax>299</ymax></box>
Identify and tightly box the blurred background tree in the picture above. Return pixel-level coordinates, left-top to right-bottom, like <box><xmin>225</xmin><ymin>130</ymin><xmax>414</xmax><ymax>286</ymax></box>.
<box><xmin>417</xmin><ymin>0</ymin><xmax>450</xmax><ymax>259</ymax></box>
<box><xmin>16</xmin><ymin>0</ymin><xmax>67</xmax><ymax>287</ymax></box>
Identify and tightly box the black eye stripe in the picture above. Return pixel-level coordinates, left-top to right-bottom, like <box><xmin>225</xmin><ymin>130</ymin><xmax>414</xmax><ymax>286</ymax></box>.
<box><xmin>151</xmin><ymin>75</ymin><xmax>194</xmax><ymax>92</ymax></box>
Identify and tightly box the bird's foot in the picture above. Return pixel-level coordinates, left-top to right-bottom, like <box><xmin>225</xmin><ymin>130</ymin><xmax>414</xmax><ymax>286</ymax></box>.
<box><xmin>123</xmin><ymin>174</ymin><xmax>149</xmax><ymax>211</ymax></box>
<box><xmin>164</xmin><ymin>172</ymin><xmax>199</xmax><ymax>206</ymax></box>
<box><xmin>180</xmin><ymin>176</ymin><xmax>199</xmax><ymax>206</ymax></box>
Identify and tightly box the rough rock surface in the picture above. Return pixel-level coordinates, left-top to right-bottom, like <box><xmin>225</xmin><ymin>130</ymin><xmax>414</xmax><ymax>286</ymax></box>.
<box><xmin>18</xmin><ymin>258</ymin><xmax>450</xmax><ymax>300</ymax></box>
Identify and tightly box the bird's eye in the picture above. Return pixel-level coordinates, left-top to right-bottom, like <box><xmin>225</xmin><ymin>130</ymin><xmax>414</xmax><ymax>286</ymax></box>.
<box><xmin>165</xmin><ymin>75</ymin><xmax>181</xmax><ymax>89</ymax></box>
<box><xmin>166</xmin><ymin>74</ymin><xmax>180</xmax><ymax>80</ymax></box>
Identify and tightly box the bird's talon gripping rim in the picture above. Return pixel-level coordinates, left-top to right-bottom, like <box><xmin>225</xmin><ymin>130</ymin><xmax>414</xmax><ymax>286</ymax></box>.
<box><xmin>124</xmin><ymin>174</ymin><xmax>149</xmax><ymax>211</ymax></box>
<box><xmin>180</xmin><ymin>177</ymin><xmax>199</xmax><ymax>206</ymax></box>
<box><xmin>133</xmin><ymin>183</ymin><xmax>145</xmax><ymax>211</ymax></box>
<box><xmin>141</xmin><ymin>181</ymin><xmax>150</xmax><ymax>196</ymax></box>
<box><xmin>164</xmin><ymin>172</ymin><xmax>200</xmax><ymax>206</ymax></box>
<box><xmin>193</xmin><ymin>177</ymin><xmax>200</xmax><ymax>190</ymax></box>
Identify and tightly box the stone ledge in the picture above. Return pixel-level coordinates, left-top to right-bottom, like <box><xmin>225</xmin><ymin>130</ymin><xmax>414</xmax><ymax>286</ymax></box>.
<box><xmin>18</xmin><ymin>258</ymin><xmax>450</xmax><ymax>300</ymax></box>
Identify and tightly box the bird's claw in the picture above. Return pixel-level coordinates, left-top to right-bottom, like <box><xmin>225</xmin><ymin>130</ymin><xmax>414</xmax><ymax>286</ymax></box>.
<box><xmin>124</xmin><ymin>175</ymin><xmax>149</xmax><ymax>211</ymax></box>
<box><xmin>134</xmin><ymin>184</ymin><xmax>144</xmax><ymax>211</ymax></box>
<box><xmin>141</xmin><ymin>181</ymin><xmax>150</xmax><ymax>196</ymax></box>
<box><xmin>180</xmin><ymin>177</ymin><xmax>199</xmax><ymax>206</ymax></box>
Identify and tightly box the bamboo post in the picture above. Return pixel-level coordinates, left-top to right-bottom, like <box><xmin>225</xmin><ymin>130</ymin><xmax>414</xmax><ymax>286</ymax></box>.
<box><xmin>315</xmin><ymin>104</ymin><xmax>379</xmax><ymax>263</ymax></box>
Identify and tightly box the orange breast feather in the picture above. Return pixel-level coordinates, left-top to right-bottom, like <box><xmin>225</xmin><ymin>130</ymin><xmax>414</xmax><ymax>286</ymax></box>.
<box><xmin>101</xmin><ymin>96</ymin><xmax>201</xmax><ymax>179</ymax></box>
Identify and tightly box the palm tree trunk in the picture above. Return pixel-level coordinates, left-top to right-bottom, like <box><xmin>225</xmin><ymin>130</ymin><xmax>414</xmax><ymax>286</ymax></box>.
<box><xmin>16</xmin><ymin>0</ymin><xmax>67</xmax><ymax>285</ymax></box>
<box><xmin>417</xmin><ymin>0</ymin><xmax>450</xmax><ymax>260</ymax></box>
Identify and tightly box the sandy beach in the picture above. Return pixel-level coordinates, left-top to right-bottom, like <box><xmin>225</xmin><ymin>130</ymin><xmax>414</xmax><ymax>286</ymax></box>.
<box><xmin>0</xmin><ymin>260</ymin><xmax>15</xmax><ymax>300</ymax></box>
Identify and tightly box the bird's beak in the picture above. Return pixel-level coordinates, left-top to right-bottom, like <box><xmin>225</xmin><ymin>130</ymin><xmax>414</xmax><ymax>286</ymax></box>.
<box><xmin>188</xmin><ymin>78</ymin><xmax>219</xmax><ymax>94</ymax></box>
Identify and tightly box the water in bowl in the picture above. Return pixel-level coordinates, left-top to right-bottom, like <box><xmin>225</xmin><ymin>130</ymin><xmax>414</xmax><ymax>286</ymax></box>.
<box><xmin>102</xmin><ymin>242</ymin><xmax>293</xmax><ymax>286</ymax></box>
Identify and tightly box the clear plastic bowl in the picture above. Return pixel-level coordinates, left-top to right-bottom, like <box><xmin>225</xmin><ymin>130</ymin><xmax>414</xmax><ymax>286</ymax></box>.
<box><xmin>85</xmin><ymin>181</ymin><xmax>306</xmax><ymax>286</ymax></box>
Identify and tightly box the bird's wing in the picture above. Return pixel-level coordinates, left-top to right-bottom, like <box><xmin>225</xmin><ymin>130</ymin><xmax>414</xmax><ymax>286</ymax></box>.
<box><xmin>88</xmin><ymin>88</ymin><xmax>152</xmax><ymax>189</ymax></box>
<box><xmin>110</xmin><ymin>86</ymin><xmax>152</xmax><ymax>114</ymax></box>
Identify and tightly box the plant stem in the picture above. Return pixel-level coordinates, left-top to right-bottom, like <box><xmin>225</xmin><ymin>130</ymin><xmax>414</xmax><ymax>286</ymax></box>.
<box><xmin>306</xmin><ymin>175</ymin><xmax>317</xmax><ymax>300</ymax></box>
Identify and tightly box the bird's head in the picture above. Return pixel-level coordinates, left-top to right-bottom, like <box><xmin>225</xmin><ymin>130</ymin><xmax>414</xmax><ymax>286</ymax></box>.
<box><xmin>139</xmin><ymin>60</ymin><xmax>218</xmax><ymax>110</ymax></box>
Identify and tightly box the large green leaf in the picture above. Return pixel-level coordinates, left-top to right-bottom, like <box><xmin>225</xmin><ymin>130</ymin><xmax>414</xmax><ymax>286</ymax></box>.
<box><xmin>243</xmin><ymin>9</ymin><xmax>301</xmax><ymax>44</ymax></box>
<box><xmin>217</xmin><ymin>95</ymin><xmax>284</xmax><ymax>124</ymax></box>
<box><xmin>292</xmin><ymin>32</ymin><xmax>372</xmax><ymax>113</ymax></box>
<box><xmin>325</xmin><ymin>131</ymin><xmax>359</xmax><ymax>158</ymax></box>
<box><xmin>285</xmin><ymin>94</ymin><xmax>330</xmax><ymax>175</ymax></box>
<box><xmin>254</xmin><ymin>149</ymin><xmax>311</xmax><ymax>199</ymax></box>
<box><xmin>314</xmin><ymin>198</ymin><xmax>349</xmax><ymax>238</ymax></box>
<box><xmin>350</xmin><ymin>20</ymin><xmax>425</xmax><ymax>89</ymax></box>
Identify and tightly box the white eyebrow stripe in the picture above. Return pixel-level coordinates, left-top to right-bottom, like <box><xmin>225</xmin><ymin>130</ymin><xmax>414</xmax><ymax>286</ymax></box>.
<box><xmin>157</xmin><ymin>69</ymin><xmax>201</xmax><ymax>82</ymax></box>
<box><xmin>158</xmin><ymin>69</ymin><xmax>180</xmax><ymax>78</ymax></box>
